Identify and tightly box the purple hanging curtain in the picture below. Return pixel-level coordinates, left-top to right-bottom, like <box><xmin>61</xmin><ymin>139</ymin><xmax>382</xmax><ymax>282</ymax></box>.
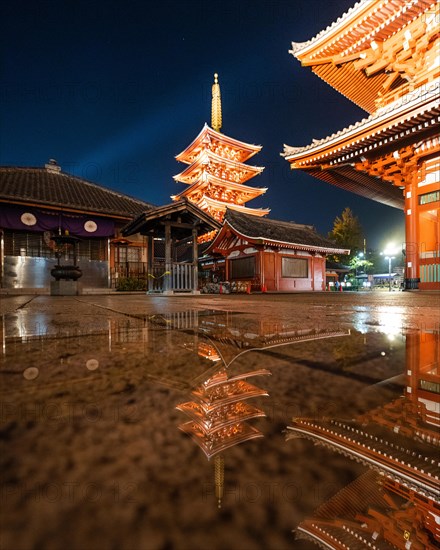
<box><xmin>0</xmin><ymin>204</ymin><xmax>115</xmax><ymax>237</ymax></box>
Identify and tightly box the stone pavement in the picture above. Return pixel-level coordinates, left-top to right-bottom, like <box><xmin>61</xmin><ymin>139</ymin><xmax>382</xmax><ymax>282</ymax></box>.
<box><xmin>1</xmin><ymin>290</ymin><xmax>439</xmax><ymax>330</ymax></box>
<box><xmin>0</xmin><ymin>291</ymin><xmax>438</xmax><ymax>550</ymax></box>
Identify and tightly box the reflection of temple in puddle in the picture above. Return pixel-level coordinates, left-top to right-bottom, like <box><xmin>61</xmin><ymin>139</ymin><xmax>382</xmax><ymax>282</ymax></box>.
<box><xmin>287</xmin><ymin>330</ymin><xmax>440</xmax><ymax>548</ymax></box>
<box><xmin>2</xmin><ymin>308</ymin><xmax>349</xmax><ymax>357</ymax></box>
<box><xmin>176</xmin><ymin>366</ymin><xmax>270</xmax><ymax>508</ymax></box>
<box><xmin>148</xmin><ymin>310</ymin><xmax>351</xmax><ymax>367</ymax></box>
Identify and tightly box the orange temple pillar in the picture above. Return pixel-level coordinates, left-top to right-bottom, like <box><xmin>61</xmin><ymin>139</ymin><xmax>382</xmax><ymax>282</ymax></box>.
<box><xmin>404</xmin><ymin>171</ymin><xmax>420</xmax><ymax>289</ymax></box>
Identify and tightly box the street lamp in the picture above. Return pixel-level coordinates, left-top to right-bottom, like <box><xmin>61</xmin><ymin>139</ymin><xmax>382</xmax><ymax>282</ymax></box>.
<box><xmin>384</xmin><ymin>255</ymin><xmax>394</xmax><ymax>291</ymax></box>
<box><xmin>383</xmin><ymin>243</ymin><xmax>398</xmax><ymax>292</ymax></box>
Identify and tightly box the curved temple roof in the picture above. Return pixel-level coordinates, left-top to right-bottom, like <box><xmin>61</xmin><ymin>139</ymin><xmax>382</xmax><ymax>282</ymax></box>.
<box><xmin>289</xmin><ymin>0</ymin><xmax>438</xmax><ymax>113</ymax></box>
<box><xmin>175</xmin><ymin>123</ymin><xmax>262</xmax><ymax>165</ymax></box>
<box><xmin>0</xmin><ymin>165</ymin><xmax>153</xmax><ymax>218</ymax></box>
<box><xmin>208</xmin><ymin>209</ymin><xmax>349</xmax><ymax>255</ymax></box>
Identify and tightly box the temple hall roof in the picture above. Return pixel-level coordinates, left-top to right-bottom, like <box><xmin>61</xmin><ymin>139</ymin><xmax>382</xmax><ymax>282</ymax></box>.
<box><xmin>211</xmin><ymin>209</ymin><xmax>349</xmax><ymax>254</ymax></box>
<box><xmin>282</xmin><ymin>89</ymin><xmax>439</xmax><ymax>210</ymax></box>
<box><xmin>289</xmin><ymin>0</ymin><xmax>437</xmax><ymax>113</ymax></box>
<box><xmin>0</xmin><ymin>164</ymin><xmax>154</xmax><ymax>219</ymax></box>
<box><xmin>283</xmin><ymin>81</ymin><xmax>440</xmax><ymax>160</ymax></box>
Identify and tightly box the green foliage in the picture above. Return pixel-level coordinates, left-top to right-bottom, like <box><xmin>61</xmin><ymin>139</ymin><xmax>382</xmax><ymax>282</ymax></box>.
<box><xmin>328</xmin><ymin>207</ymin><xmax>365</xmax><ymax>262</ymax></box>
<box><xmin>116</xmin><ymin>277</ymin><xmax>147</xmax><ymax>291</ymax></box>
<box><xmin>349</xmin><ymin>256</ymin><xmax>373</xmax><ymax>272</ymax></box>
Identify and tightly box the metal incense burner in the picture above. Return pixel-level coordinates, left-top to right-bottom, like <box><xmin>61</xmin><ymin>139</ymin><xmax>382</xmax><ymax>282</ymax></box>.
<box><xmin>50</xmin><ymin>232</ymin><xmax>82</xmax><ymax>295</ymax></box>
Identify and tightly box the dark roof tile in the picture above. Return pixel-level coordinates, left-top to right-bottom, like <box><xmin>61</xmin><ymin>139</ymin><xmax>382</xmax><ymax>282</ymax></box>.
<box><xmin>225</xmin><ymin>209</ymin><xmax>348</xmax><ymax>251</ymax></box>
<box><xmin>0</xmin><ymin>166</ymin><xmax>154</xmax><ymax>218</ymax></box>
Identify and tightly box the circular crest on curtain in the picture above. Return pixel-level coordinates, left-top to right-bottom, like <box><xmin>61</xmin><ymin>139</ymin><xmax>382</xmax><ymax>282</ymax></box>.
<box><xmin>84</xmin><ymin>220</ymin><xmax>98</xmax><ymax>233</ymax></box>
<box><xmin>21</xmin><ymin>212</ymin><xmax>37</xmax><ymax>226</ymax></box>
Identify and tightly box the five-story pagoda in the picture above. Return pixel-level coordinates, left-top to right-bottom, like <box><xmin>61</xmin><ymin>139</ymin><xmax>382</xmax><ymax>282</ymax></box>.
<box><xmin>172</xmin><ymin>74</ymin><xmax>270</xmax><ymax>223</ymax></box>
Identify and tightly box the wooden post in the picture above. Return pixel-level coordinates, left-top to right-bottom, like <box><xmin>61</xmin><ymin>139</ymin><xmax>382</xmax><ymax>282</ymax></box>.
<box><xmin>164</xmin><ymin>222</ymin><xmax>172</xmax><ymax>294</ymax></box>
<box><xmin>192</xmin><ymin>227</ymin><xmax>199</xmax><ymax>294</ymax></box>
<box><xmin>147</xmin><ymin>235</ymin><xmax>153</xmax><ymax>292</ymax></box>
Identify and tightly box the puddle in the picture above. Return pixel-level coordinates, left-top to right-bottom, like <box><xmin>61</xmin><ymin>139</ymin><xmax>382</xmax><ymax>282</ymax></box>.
<box><xmin>0</xmin><ymin>309</ymin><xmax>438</xmax><ymax>549</ymax></box>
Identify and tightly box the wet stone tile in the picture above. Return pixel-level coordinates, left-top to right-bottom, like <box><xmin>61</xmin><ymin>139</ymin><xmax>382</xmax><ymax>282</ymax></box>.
<box><xmin>0</xmin><ymin>294</ymin><xmax>438</xmax><ymax>549</ymax></box>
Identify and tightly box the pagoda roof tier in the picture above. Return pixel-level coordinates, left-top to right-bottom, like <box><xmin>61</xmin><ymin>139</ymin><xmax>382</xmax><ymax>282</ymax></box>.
<box><xmin>175</xmin><ymin>123</ymin><xmax>262</xmax><ymax>165</ymax></box>
<box><xmin>178</xmin><ymin>421</ymin><xmax>263</xmax><ymax>460</ymax></box>
<box><xmin>171</xmin><ymin>172</ymin><xmax>268</xmax><ymax>203</ymax></box>
<box><xmin>176</xmin><ymin>401</ymin><xmax>266</xmax><ymax>434</ymax></box>
<box><xmin>173</xmin><ymin>150</ymin><xmax>264</xmax><ymax>185</ymax></box>
<box><xmin>207</xmin><ymin>209</ymin><xmax>350</xmax><ymax>256</ymax></box>
<box><xmin>197</xmin><ymin>196</ymin><xmax>270</xmax><ymax>218</ymax></box>
<box><xmin>283</xmin><ymin>89</ymin><xmax>440</xmax><ymax>209</ymax></box>
<box><xmin>289</xmin><ymin>0</ymin><xmax>438</xmax><ymax>113</ymax></box>
<box><xmin>198</xmin><ymin>367</ymin><xmax>271</xmax><ymax>390</ymax></box>
<box><xmin>191</xmin><ymin>379</ymin><xmax>269</xmax><ymax>412</ymax></box>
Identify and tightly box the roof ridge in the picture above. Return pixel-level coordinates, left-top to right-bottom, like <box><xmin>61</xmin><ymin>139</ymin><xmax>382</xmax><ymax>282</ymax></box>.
<box><xmin>228</xmin><ymin>209</ymin><xmax>315</xmax><ymax>231</ymax></box>
<box><xmin>289</xmin><ymin>0</ymin><xmax>372</xmax><ymax>56</ymax></box>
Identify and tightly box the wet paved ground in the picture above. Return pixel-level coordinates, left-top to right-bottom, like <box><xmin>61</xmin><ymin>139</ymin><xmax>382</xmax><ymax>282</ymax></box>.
<box><xmin>0</xmin><ymin>292</ymin><xmax>439</xmax><ymax>549</ymax></box>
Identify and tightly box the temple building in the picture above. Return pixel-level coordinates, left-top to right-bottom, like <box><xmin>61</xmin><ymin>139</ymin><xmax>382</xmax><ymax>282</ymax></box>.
<box><xmin>0</xmin><ymin>161</ymin><xmax>153</xmax><ymax>292</ymax></box>
<box><xmin>172</xmin><ymin>74</ymin><xmax>270</xmax><ymax>224</ymax></box>
<box><xmin>283</xmin><ymin>0</ymin><xmax>439</xmax><ymax>290</ymax></box>
<box><xmin>206</xmin><ymin>209</ymin><xmax>349</xmax><ymax>292</ymax></box>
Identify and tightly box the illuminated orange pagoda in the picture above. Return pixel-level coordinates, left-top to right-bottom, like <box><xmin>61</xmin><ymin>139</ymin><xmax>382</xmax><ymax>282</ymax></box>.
<box><xmin>283</xmin><ymin>0</ymin><xmax>439</xmax><ymax>290</ymax></box>
<box><xmin>172</xmin><ymin>74</ymin><xmax>270</xmax><ymax>224</ymax></box>
<box><xmin>286</xmin><ymin>329</ymin><xmax>440</xmax><ymax>548</ymax></box>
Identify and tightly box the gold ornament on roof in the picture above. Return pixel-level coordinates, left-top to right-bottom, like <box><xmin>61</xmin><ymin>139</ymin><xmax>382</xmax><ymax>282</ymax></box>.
<box><xmin>211</xmin><ymin>73</ymin><xmax>222</xmax><ymax>132</ymax></box>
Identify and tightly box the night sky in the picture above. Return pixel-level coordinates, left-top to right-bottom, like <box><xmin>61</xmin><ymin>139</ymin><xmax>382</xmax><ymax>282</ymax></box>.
<box><xmin>1</xmin><ymin>0</ymin><xmax>405</xmax><ymax>249</ymax></box>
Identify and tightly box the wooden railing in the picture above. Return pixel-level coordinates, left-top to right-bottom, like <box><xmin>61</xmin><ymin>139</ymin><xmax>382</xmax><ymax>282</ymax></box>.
<box><xmin>147</xmin><ymin>262</ymin><xmax>195</xmax><ymax>293</ymax></box>
<box><xmin>171</xmin><ymin>262</ymin><xmax>194</xmax><ymax>292</ymax></box>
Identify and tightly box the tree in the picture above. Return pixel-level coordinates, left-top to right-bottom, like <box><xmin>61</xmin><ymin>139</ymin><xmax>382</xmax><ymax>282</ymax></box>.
<box><xmin>328</xmin><ymin>207</ymin><xmax>364</xmax><ymax>262</ymax></box>
<box><xmin>349</xmin><ymin>255</ymin><xmax>373</xmax><ymax>275</ymax></box>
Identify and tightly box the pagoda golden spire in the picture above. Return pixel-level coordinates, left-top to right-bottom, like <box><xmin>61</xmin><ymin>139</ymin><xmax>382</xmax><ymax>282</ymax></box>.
<box><xmin>211</xmin><ymin>73</ymin><xmax>222</xmax><ymax>132</ymax></box>
<box><xmin>214</xmin><ymin>454</ymin><xmax>224</xmax><ymax>509</ymax></box>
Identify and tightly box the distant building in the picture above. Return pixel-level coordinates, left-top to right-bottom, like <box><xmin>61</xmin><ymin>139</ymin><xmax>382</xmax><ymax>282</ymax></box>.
<box><xmin>0</xmin><ymin>161</ymin><xmax>153</xmax><ymax>291</ymax></box>
<box><xmin>283</xmin><ymin>0</ymin><xmax>439</xmax><ymax>290</ymax></box>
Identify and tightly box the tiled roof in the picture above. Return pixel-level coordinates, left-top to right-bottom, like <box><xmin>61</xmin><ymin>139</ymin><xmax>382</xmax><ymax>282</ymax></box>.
<box><xmin>0</xmin><ymin>166</ymin><xmax>154</xmax><ymax>218</ymax></box>
<box><xmin>289</xmin><ymin>0</ymin><xmax>431</xmax><ymax>57</ymax></box>
<box><xmin>122</xmin><ymin>199</ymin><xmax>221</xmax><ymax>237</ymax></box>
<box><xmin>283</xmin><ymin>90</ymin><xmax>440</xmax><ymax>158</ymax></box>
<box><xmin>225</xmin><ymin>209</ymin><xmax>348</xmax><ymax>252</ymax></box>
<box><xmin>289</xmin><ymin>0</ymin><xmax>368</xmax><ymax>55</ymax></box>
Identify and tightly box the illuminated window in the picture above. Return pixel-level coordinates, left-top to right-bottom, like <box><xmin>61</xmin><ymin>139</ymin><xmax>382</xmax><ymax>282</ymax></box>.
<box><xmin>419</xmin><ymin>191</ymin><xmax>439</xmax><ymax>205</ymax></box>
<box><xmin>419</xmin><ymin>379</ymin><xmax>440</xmax><ymax>394</ymax></box>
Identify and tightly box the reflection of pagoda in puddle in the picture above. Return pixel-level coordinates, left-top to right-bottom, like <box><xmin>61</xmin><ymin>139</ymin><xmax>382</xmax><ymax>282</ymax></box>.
<box><xmin>173</xmin><ymin>313</ymin><xmax>351</xmax><ymax>508</ymax></box>
<box><xmin>177</xmin><ymin>366</ymin><xmax>270</xmax><ymax>507</ymax></box>
<box><xmin>287</xmin><ymin>330</ymin><xmax>440</xmax><ymax>549</ymax></box>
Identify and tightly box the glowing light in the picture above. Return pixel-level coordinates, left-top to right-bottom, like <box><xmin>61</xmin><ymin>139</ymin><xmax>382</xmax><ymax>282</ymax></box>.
<box><xmin>377</xmin><ymin>307</ymin><xmax>404</xmax><ymax>339</ymax></box>
<box><xmin>383</xmin><ymin>242</ymin><xmax>399</xmax><ymax>256</ymax></box>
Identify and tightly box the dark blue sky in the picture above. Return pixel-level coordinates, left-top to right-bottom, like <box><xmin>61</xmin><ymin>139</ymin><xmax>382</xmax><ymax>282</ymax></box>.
<box><xmin>1</xmin><ymin>0</ymin><xmax>404</xmax><ymax>249</ymax></box>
